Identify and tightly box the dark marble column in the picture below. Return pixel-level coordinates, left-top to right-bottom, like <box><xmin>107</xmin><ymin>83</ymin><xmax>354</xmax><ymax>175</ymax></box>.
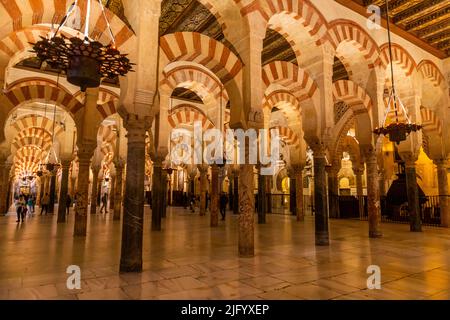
<box><xmin>293</xmin><ymin>165</ymin><xmax>304</xmax><ymax>221</ymax></box>
<box><xmin>435</xmin><ymin>160</ymin><xmax>449</xmax><ymax>227</ymax></box>
<box><xmin>0</xmin><ymin>161</ymin><xmax>11</xmax><ymax>215</ymax></box>
<box><xmin>327</xmin><ymin>166</ymin><xmax>340</xmax><ymax>219</ymax></box>
<box><xmin>198</xmin><ymin>165</ymin><xmax>208</xmax><ymax>216</ymax></box>
<box><xmin>113</xmin><ymin>162</ymin><xmax>124</xmax><ymax>221</ymax></box>
<box><xmin>161</xmin><ymin>170</ymin><xmax>168</xmax><ymax>218</ymax></box>
<box><xmin>57</xmin><ymin>160</ymin><xmax>71</xmax><ymax>223</ymax></box>
<box><xmin>404</xmin><ymin>161</ymin><xmax>422</xmax><ymax>232</ymax></box>
<box><xmin>313</xmin><ymin>150</ymin><xmax>329</xmax><ymax>246</ymax></box>
<box><xmin>239</xmin><ymin>163</ymin><xmax>255</xmax><ymax>256</ymax></box>
<box><xmin>109</xmin><ymin>175</ymin><xmax>115</xmax><ymax>210</ymax></box>
<box><xmin>48</xmin><ymin>172</ymin><xmax>57</xmax><ymax>214</ymax></box>
<box><xmin>120</xmin><ymin>119</ymin><xmax>147</xmax><ymax>272</ymax></box>
<box><xmin>257</xmin><ymin>169</ymin><xmax>267</xmax><ymax>224</ymax></box>
<box><xmin>353</xmin><ymin>167</ymin><xmax>364</xmax><ymax>220</ymax></box>
<box><xmin>90</xmin><ymin>167</ymin><xmax>99</xmax><ymax>215</ymax></box>
<box><xmin>366</xmin><ymin>153</ymin><xmax>383</xmax><ymax>237</ymax></box>
<box><xmin>210</xmin><ymin>165</ymin><xmax>219</xmax><ymax>227</ymax></box>
<box><xmin>233</xmin><ymin>173</ymin><xmax>239</xmax><ymax>214</ymax></box>
<box><xmin>74</xmin><ymin>151</ymin><xmax>93</xmax><ymax>237</ymax></box>
<box><xmin>151</xmin><ymin>162</ymin><xmax>163</xmax><ymax>231</ymax></box>
<box><xmin>289</xmin><ymin>175</ymin><xmax>296</xmax><ymax>216</ymax></box>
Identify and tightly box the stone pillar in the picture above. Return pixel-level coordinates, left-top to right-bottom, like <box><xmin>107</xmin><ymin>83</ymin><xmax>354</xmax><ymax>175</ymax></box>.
<box><xmin>353</xmin><ymin>167</ymin><xmax>365</xmax><ymax>220</ymax></box>
<box><xmin>161</xmin><ymin>170</ymin><xmax>168</xmax><ymax>218</ymax></box>
<box><xmin>198</xmin><ymin>165</ymin><xmax>208</xmax><ymax>216</ymax></box>
<box><xmin>257</xmin><ymin>167</ymin><xmax>267</xmax><ymax>224</ymax></box>
<box><xmin>289</xmin><ymin>173</ymin><xmax>296</xmax><ymax>216</ymax></box>
<box><xmin>0</xmin><ymin>161</ymin><xmax>12</xmax><ymax>215</ymax></box>
<box><xmin>57</xmin><ymin>160</ymin><xmax>71</xmax><ymax>223</ymax></box>
<box><xmin>109</xmin><ymin>175</ymin><xmax>116</xmax><ymax>210</ymax></box>
<box><xmin>90</xmin><ymin>166</ymin><xmax>100</xmax><ymax>214</ymax></box>
<box><xmin>48</xmin><ymin>171</ymin><xmax>57</xmax><ymax>214</ymax></box>
<box><xmin>293</xmin><ymin>165</ymin><xmax>304</xmax><ymax>221</ymax></box>
<box><xmin>151</xmin><ymin>161</ymin><xmax>163</xmax><ymax>231</ymax></box>
<box><xmin>327</xmin><ymin>166</ymin><xmax>340</xmax><ymax>219</ymax></box>
<box><xmin>113</xmin><ymin>161</ymin><xmax>124</xmax><ymax>221</ymax></box>
<box><xmin>313</xmin><ymin>149</ymin><xmax>329</xmax><ymax>246</ymax></box>
<box><xmin>233</xmin><ymin>172</ymin><xmax>239</xmax><ymax>214</ymax></box>
<box><xmin>210</xmin><ymin>165</ymin><xmax>219</xmax><ymax>227</ymax></box>
<box><xmin>435</xmin><ymin>160</ymin><xmax>449</xmax><ymax>227</ymax></box>
<box><xmin>74</xmin><ymin>152</ymin><xmax>93</xmax><ymax>237</ymax></box>
<box><xmin>404</xmin><ymin>160</ymin><xmax>422</xmax><ymax>232</ymax></box>
<box><xmin>366</xmin><ymin>152</ymin><xmax>383</xmax><ymax>237</ymax></box>
<box><xmin>120</xmin><ymin>118</ymin><xmax>147</xmax><ymax>272</ymax></box>
<box><xmin>239</xmin><ymin>162</ymin><xmax>255</xmax><ymax>256</ymax></box>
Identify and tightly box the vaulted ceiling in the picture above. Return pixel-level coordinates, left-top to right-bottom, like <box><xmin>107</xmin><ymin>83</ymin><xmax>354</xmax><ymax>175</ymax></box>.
<box><xmin>340</xmin><ymin>0</ymin><xmax>450</xmax><ymax>58</ymax></box>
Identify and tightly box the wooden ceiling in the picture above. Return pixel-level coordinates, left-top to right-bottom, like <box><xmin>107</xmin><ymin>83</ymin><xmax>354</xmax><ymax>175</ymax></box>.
<box><xmin>339</xmin><ymin>0</ymin><xmax>450</xmax><ymax>58</ymax></box>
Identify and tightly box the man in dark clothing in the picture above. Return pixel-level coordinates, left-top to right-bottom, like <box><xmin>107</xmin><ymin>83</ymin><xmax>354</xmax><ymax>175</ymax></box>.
<box><xmin>220</xmin><ymin>193</ymin><xmax>228</xmax><ymax>220</ymax></box>
<box><xmin>66</xmin><ymin>194</ymin><xmax>72</xmax><ymax>215</ymax></box>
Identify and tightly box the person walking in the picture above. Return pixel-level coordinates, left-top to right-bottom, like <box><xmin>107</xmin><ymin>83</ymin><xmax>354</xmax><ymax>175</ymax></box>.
<box><xmin>27</xmin><ymin>196</ymin><xmax>35</xmax><ymax>216</ymax></box>
<box><xmin>16</xmin><ymin>195</ymin><xmax>27</xmax><ymax>222</ymax></box>
<box><xmin>40</xmin><ymin>193</ymin><xmax>50</xmax><ymax>215</ymax></box>
<box><xmin>66</xmin><ymin>194</ymin><xmax>72</xmax><ymax>215</ymax></box>
<box><xmin>100</xmin><ymin>193</ymin><xmax>108</xmax><ymax>213</ymax></box>
<box><xmin>220</xmin><ymin>192</ymin><xmax>228</xmax><ymax>221</ymax></box>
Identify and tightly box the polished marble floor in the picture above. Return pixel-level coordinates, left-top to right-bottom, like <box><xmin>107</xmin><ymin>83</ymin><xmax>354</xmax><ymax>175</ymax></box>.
<box><xmin>0</xmin><ymin>206</ymin><xmax>449</xmax><ymax>300</ymax></box>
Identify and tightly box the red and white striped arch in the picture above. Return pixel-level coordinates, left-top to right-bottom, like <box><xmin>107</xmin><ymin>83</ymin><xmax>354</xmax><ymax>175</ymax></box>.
<box><xmin>420</xmin><ymin>106</ymin><xmax>442</xmax><ymax>136</ymax></box>
<box><xmin>13</xmin><ymin>145</ymin><xmax>43</xmax><ymax>174</ymax></box>
<box><xmin>263</xmin><ymin>90</ymin><xmax>301</xmax><ymax>125</ymax></box>
<box><xmin>262</xmin><ymin>61</ymin><xmax>318</xmax><ymax>102</ymax></box>
<box><xmin>7</xmin><ymin>76</ymin><xmax>73</xmax><ymax>95</ymax></box>
<box><xmin>332</xmin><ymin>80</ymin><xmax>373</xmax><ymax>113</ymax></box>
<box><xmin>270</xmin><ymin>126</ymin><xmax>299</xmax><ymax>146</ymax></box>
<box><xmin>380</xmin><ymin>43</ymin><xmax>416</xmax><ymax>76</ymax></box>
<box><xmin>322</xmin><ymin>20</ymin><xmax>380</xmax><ymax>68</ymax></box>
<box><xmin>168</xmin><ymin>105</ymin><xmax>215</xmax><ymax>130</ymax></box>
<box><xmin>417</xmin><ymin>60</ymin><xmax>445</xmax><ymax>88</ymax></box>
<box><xmin>9</xmin><ymin>114</ymin><xmax>65</xmax><ymax>140</ymax></box>
<box><xmin>12</xmin><ymin>127</ymin><xmax>53</xmax><ymax>152</ymax></box>
<box><xmin>160</xmin><ymin>32</ymin><xmax>243</xmax><ymax>84</ymax></box>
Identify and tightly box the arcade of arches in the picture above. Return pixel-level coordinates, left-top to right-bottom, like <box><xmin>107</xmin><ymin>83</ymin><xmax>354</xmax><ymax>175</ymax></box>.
<box><xmin>1</xmin><ymin>0</ymin><xmax>450</xmax><ymax>300</ymax></box>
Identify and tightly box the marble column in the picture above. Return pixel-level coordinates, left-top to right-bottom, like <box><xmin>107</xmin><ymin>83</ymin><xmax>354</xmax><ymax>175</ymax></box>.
<box><xmin>151</xmin><ymin>161</ymin><xmax>163</xmax><ymax>231</ymax></box>
<box><xmin>353</xmin><ymin>167</ymin><xmax>365</xmax><ymax>220</ymax></box>
<box><xmin>257</xmin><ymin>168</ymin><xmax>267</xmax><ymax>224</ymax></box>
<box><xmin>109</xmin><ymin>175</ymin><xmax>116</xmax><ymax>210</ymax></box>
<box><xmin>239</xmin><ymin>163</ymin><xmax>255</xmax><ymax>256</ymax></box>
<box><xmin>161</xmin><ymin>170</ymin><xmax>168</xmax><ymax>218</ymax></box>
<box><xmin>289</xmin><ymin>174</ymin><xmax>296</xmax><ymax>216</ymax></box>
<box><xmin>113</xmin><ymin>161</ymin><xmax>124</xmax><ymax>221</ymax></box>
<box><xmin>57</xmin><ymin>160</ymin><xmax>71</xmax><ymax>223</ymax></box>
<box><xmin>327</xmin><ymin>166</ymin><xmax>340</xmax><ymax>219</ymax></box>
<box><xmin>90</xmin><ymin>167</ymin><xmax>99</xmax><ymax>215</ymax></box>
<box><xmin>405</xmin><ymin>161</ymin><xmax>422</xmax><ymax>232</ymax></box>
<box><xmin>210</xmin><ymin>165</ymin><xmax>219</xmax><ymax>227</ymax></box>
<box><xmin>313</xmin><ymin>149</ymin><xmax>329</xmax><ymax>246</ymax></box>
<box><xmin>198</xmin><ymin>165</ymin><xmax>208</xmax><ymax>216</ymax></box>
<box><xmin>293</xmin><ymin>165</ymin><xmax>304</xmax><ymax>221</ymax></box>
<box><xmin>366</xmin><ymin>152</ymin><xmax>383</xmax><ymax>237</ymax></box>
<box><xmin>0</xmin><ymin>161</ymin><xmax>12</xmax><ymax>215</ymax></box>
<box><xmin>120</xmin><ymin>119</ymin><xmax>147</xmax><ymax>272</ymax></box>
<box><xmin>74</xmin><ymin>152</ymin><xmax>92</xmax><ymax>237</ymax></box>
<box><xmin>48</xmin><ymin>171</ymin><xmax>57</xmax><ymax>214</ymax></box>
<box><xmin>233</xmin><ymin>173</ymin><xmax>239</xmax><ymax>214</ymax></box>
<box><xmin>435</xmin><ymin>160</ymin><xmax>449</xmax><ymax>227</ymax></box>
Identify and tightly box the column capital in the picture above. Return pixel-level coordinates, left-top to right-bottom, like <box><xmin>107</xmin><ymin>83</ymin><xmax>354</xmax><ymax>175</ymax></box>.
<box><xmin>326</xmin><ymin>165</ymin><xmax>340</xmax><ymax>177</ymax></box>
<box><xmin>433</xmin><ymin>159</ymin><xmax>449</xmax><ymax>168</ymax></box>
<box><xmin>352</xmin><ymin>166</ymin><xmax>365</xmax><ymax>176</ymax></box>
<box><xmin>197</xmin><ymin>164</ymin><xmax>209</xmax><ymax>174</ymax></box>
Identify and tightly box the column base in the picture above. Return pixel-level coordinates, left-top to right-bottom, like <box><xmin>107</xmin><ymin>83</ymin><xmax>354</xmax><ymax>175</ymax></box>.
<box><xmin>315</xmin><ymin>232</ymin><xmax>329</xmax><ymax>246</ymax></box>
<box><xmin>410</xmin><ymin>226</ymin><xmax>422</xmax><ymax>232</ymax></box>
<box><xmin>369</xmin><ymin>231</ymin><xmax>383</xmax><ymax>238</ymax></box>
<box><xmin>238</xmin><ymin>249</ymin><xmax>254</xmax><ymax>258</ymax></box>
<box><xmin>119</xmin><ymin>261</ymin><xmax>142</xmax><ymax>273</ymax></box>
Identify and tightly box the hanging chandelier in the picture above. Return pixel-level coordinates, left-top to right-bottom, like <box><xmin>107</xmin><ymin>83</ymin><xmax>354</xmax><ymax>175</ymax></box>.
<box><xmin>31</xmin><ymin>0</ymin><xmax>134</xmax><ymax>92</ymax></box>
<box><xmin>373</xmin><ymin>0</ymin><xmax>421</xmax><ymax>145</ymax></box>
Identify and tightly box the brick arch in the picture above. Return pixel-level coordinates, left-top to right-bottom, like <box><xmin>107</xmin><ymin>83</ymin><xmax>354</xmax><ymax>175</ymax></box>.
<box><xmin>420</xmin><ymin>106</ymin><xmax>442</xmax><ymax>137</ymax></box>
<box><xmin>323</xmin><ymin>20</ymin><xmax>380</xmax><ymax>68</ymax></box>
<box><xmin>332</xmin><ymin>114</ymin><xmax>356</xmax><ymax>162</ymax></box>
<box><xmin>335</xmin><ymin>134</ymin><xmax>361</xmax><ymax>165</ymax></box>
<box><xmin>159</xmin><ymin>32</ymin><xmax>243</xmax><ymax>84</ymax></box>
<box><xmin>263</xmin><ymin>90</ymin><xmax>301</xmax><ymax>125</ymax></box>
<box><xmin>417</xmin><ymin>60</ymin><xmax>445</xmax><ymax>88</ymax></box>
<box><xmin>6</xmin><ymin>76</ymin><xmax>73</xmax><ymax>97</ymax></box>
<box><xmin>8</xmin><ymin>114</ymin><xmax>65</xmax><ymax>141</ymax></box>
<box><xmin>12</xmin><ymin>127</ymin><xmax>53</xmax><ymax>153</ymax></box>
<box><xmin>168</xmin><ymin>105</ymin><xmax>215</xmax><ymax>130</ymax></box>
<box><xmin>13</xmin><ymin>145</ymin><xmax>43</xmax><ymax>171</ymax></box>
<box><xmin>380</xmin><ymin>43</ymin><xmax>416</xmax><ymax>76</ymax></box>
<box><xmin>160</xmin><ymin>66</ymin><xmax>229</xmax><ymax>106</ymax></box>
<box><xmin>332</xmin><ymin>80</ymin><xmax>373</xmax><ymax>113</ymax></box>
<box><xmin>270</xmin><ymin>126</ymin><xmax>299</xmax><ymax>146</ymax></box>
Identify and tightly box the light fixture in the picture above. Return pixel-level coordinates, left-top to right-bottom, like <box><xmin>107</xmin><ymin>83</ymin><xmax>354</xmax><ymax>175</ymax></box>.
<box><xmin>31</xmin><ymin>0</ymin><xmax>134</xmax><ymax>92</ymax></box>
<box><xmin>373</xmin><ymin>0</ymin><xmax>421</xmax><ymax>145</ymax></box>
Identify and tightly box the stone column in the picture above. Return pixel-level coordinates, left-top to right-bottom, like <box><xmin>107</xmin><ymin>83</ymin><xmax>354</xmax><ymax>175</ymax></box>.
<box><xmin>90</xmin><ymin>166</ymin><xmax>100</xmax><ymax>214</ymax></box>
<box><xmin>366</xmin><ymin>152</ymin><xmax>383</xmax><ymax>237</ymax></box>
<box><xmin>151</xmin><ymin>161</ymin><xmax>163</xmax><ymax>231</ymax></box>
<box><xmin>257</xmin><ymin>167</ymin><xmax>267</xmax><ymax>224</ymax></box>
<box><xmin>404</xmin><ymin>160</ymin><xmax>422</xmax><ymax>232</ymax></box>
<box><xmin>289</xmin><ymin>171</ymin><xmax>296</xmax><ymax>216</ymax></box>
<box><xmin>233</xmin><ymin>172</ymin><xmax>239</xmax><ymax>214</ymax></box>
<box><xmin>113</xmin><ymin>160</ymin><xmax>124</xmax><ymax>221</ymax></box>
<box><xmin>109</xmin><ymin>175</ymin><xmax>116</xmax><ymax>210</ymax></box>
<box><xmin>210</xmin><ymin>165</ymin><xmax>219</xmax><ymax>227</ymax></box>
<box><xmin>74</xmin><ymin>151</ymin><xmax>93</xmax><ymax>236</ymax></box>
<box><xmin>48</xmin><ymin>171</ymin><xmax>57</xmax><ymax>214</ymax></box>
<box><xmin>198</xmin><ymin>165</ymin><xmax>208</xmax><ymax>216</ymax></box>
<box><xmin>161</xmin><ymin>169</ymin><xmax>168</xmax><ymax>218</ymax></box>
<box><xmin>327</xmin><ymin>166</ymin><xmax>340</xmax><ymax>219</ymax></box>
<box><xmin>435</xmin><ymin>160</ymin><xmax>449</xmax><ymax>227</ymax></box>
<box><xmin>239</xmin><ymin>162</ymin><xmax>255</xmax><ymax>256</ymax></box>
<box><xmin>293</xmin><ymin>165</ymin><xmax>305</xmax><ymax>221</ymax></box>
<box><xmin>57</xmin><ymin>160</ymin><xmax>71</xmax><ymax>223</ymax></box>
<box><xmin>120</xmin><ymin>118</ymin><xmax>147</xmax><ymax>272</ymax></box>
<box><xmin>313</xmin><ymin>148</ymin><xmax>329</xmax><ymax>246</ymax></box>
<box><xmin>353</xmin><ymin>166</ymin><xmax>365</xmax><ymax>220</ymax></box>
<box><xmin>0</xmin><ymin>161</ymin><xmax>12</xmax><ymax>215</ymax></box>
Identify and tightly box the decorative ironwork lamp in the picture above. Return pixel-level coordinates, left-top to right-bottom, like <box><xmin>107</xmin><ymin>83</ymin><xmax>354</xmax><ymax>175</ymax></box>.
<box><xmin>31</xmin><ymin>0</ymin><xmax>134</xmax><ymax>92</ymax></box>
<box><xmin>373</xmin><ymin>0</ymin><xmax>421</xmax><ymax>145</ymax></box>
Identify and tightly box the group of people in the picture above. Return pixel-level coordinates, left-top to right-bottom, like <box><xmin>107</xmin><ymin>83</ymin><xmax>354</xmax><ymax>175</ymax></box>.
<box><xmin>184</xmin><ymin>192</ymin><xmax>229</xmax><ymax>220</ymax></box>
<box><xmin>14</xmin><ymin>193</ymin><xmax>36</xmax><ymax>222</ymax></box>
